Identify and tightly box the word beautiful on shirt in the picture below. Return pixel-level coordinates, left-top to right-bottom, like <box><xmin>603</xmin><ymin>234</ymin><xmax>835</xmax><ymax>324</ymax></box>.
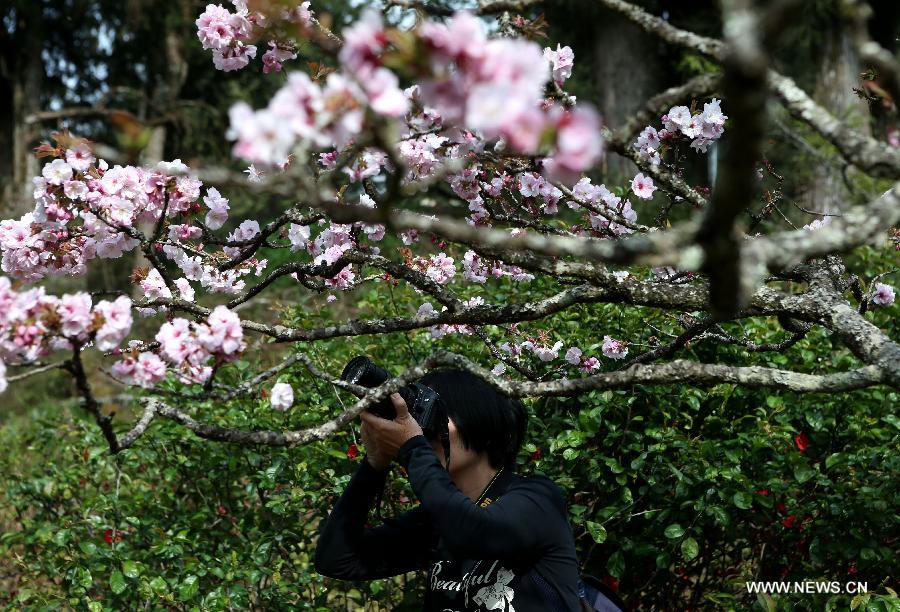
<box><xmin>431</xmin><ymin>559</ymin><xmax>518</xmax><ymax>612</ymax></box>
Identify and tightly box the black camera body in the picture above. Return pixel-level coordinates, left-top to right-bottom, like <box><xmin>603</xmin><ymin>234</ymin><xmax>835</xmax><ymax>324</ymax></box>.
<box><xmin>340</xmin><ymin>356</ymin><xmax>446</xmax><ymax>442</ymax></box>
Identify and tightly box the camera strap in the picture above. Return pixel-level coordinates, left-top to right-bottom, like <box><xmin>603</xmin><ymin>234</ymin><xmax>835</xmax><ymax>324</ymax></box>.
<box><xmin>474</xmin><ymin>466</ymin><xmax>504</xmax><ymax>507</ymax></box>
<box><xmin>438</xmin><ymin>416</ymin><xmax>451</xmax><ymax>474</ymax></box>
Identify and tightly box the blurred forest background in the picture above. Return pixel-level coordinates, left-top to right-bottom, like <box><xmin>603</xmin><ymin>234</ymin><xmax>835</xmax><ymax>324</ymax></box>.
<box><xmin>0</xmin><ymin>0</ymin><xmax>898</xmax><ymax>610</ymax></box>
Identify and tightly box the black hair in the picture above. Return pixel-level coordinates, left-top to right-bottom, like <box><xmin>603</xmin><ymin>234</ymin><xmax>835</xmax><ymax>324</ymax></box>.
<box><xmin>418</xmin><ymin>368</ymin><xmax>527</xmax><ymax>470</ymax></box>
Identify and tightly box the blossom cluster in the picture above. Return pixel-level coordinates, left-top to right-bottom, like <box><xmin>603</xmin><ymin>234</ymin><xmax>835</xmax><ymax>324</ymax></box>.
<box><xmin>1</xmin><ymin>150</ymin><xmax>201</xmax><ymax>282</ymax></box>
<box><xmin>0</xmin><ymin>277</ymin><xmax>133</xmax><ymax>392</ymax></box>
<box><xmin>111</xmin><ymin>350</ymin><xmax>167</xmax><ymax>389</ymax></box>
<box><xmin>196</xmin><ymin>1</ymin><xmax>310</xmax><ymax>72</ymax></box>
<box><xmin>487</xmin><ymin>333</ymin><xmax>629</xmax><ymax>377</ymax></box>
<box><xmin>224</xmin><ymin>9</ymin><xmax>601</xmax><ymax>185</ymax></box>
<box><xmin>149</xmin><ymin>305</ymin><xmax>246</xmax><ymax>385</ymax></box>
<box><xmin>414</xmin><ymin>12</ymin><xmax>599</xmax><ymax>183</ymax></box>
<box><xmin>635</xmin><ymin>98</ymin><xmax>728</xmax><ymax>165</ymax></box>
<box><xmin>572</xmin><ymin>177</ymin><xmax>639</xmax><ymax>236</ymax></box>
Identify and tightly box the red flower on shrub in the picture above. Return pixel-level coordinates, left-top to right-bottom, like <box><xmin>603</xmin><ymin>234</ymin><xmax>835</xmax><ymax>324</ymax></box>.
<box><xmin>602</xmin><ymin>575</ymin><xmax>619</xmax><ymax>592</ymax></box>
<box><xmin>347</xmin><ymin>443</ymin><xmax>360</xmax><ymax>459</ymax></box>
<box><xmin>529</xmin><ymin>448</ymin><xmax>542</xmax><ymax>461</ymax></box>
<box><xmin>782</xmin><ymin>515</ymin><xmax>798</xmax><ymax>528</ymax></box>
<box><xmin>776</xmin><ymin>502</ymin><xmax>786</xmax><ymax>513</ymax></box>
<box><xmin>756</xmin><ymin>488</ymin><xmax>769</xmax><ymax>496</ymax></box>
<box><xmin>794</xmin><ymin>433</ymin><xmax>810</xmax><ymax>452</ymax></box>
<box><xmin>104</xmin><ymin>529</ymin><xmax>123</xmax><ymax>545</ymax></box>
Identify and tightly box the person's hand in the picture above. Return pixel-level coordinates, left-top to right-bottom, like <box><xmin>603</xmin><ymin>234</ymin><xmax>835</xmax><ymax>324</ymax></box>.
<box><xmin>359</xmin><ymin>418</ymin><xmax>391</xmax><ymax>471</ymax></box>
<box><xmin>359</xmin><ymin>393</ymin><xmax>424</xmax><ymax>470</ymax></box>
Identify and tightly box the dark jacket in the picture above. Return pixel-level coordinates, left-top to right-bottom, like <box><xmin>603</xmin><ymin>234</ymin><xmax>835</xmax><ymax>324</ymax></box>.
<box><xmin>314</xmin><ymin>434</ymin><xmax>582</xmax><ymax>611</ymax></box>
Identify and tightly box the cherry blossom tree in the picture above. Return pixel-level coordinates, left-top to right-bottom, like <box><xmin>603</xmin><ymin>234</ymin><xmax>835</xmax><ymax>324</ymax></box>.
<box><xmin>1</xmin><ymin>0</ymin><xmax>897</xmax><ymax>455</ymax></box>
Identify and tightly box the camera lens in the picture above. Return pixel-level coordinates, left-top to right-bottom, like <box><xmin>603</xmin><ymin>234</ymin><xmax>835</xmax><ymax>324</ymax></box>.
<box><xmin>340</xmin><ymin>356</ymin><xmax>371</xmax><ymax>385</ymax></box>
<box><xmin>340</xmin><ymin>356</ymin><xmax>391</xmax><ymax>388</ymax></box>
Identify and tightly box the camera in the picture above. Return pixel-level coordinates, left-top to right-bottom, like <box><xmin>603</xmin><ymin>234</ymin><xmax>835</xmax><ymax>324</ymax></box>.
<box><xmin>340</xmin><ymin>356</ymin><xmax>447</xmax><ymax>441</ymax></box>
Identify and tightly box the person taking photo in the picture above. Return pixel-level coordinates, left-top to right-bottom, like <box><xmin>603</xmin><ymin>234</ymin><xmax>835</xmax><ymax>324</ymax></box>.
<box><xmin>314</xmin><ymin>368</ymin><xmax>586</xmax><ymax>611</ymax></box>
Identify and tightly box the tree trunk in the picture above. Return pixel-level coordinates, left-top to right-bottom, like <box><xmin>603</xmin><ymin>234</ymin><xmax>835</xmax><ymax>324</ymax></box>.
<box><xmin>1</xmin><ymin>0</ymin><xmax>44</xmax><ymax>215</ymax></box>
<box><xmin>592</xmin><ymin>8</ymin><xmax>666</xmax><ymax>182</ymax></box>
<box><xmin>122</xmin><ymin>25</ymin><xmax>190</xmax><ymax>298</ymax></box>
<box><xmin>808</xmin><ymin>25</ymin><xmax>870</xmax><ymax>213</ymax></box>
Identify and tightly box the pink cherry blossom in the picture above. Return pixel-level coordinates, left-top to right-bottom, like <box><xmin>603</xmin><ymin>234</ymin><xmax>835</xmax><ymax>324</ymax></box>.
<box><xmin>602</xmin><ymin>335</ymin><xmax>628</xmax><ymax>359</ymax></box>
<box><xmin>339</xmin><ymin>9</ymin><xmax>387</xmax><ymax>75</ymax></box>
<box><xmin>203</xmin><ymin>187</ymin><xmax>230</xmax><ymax>230</ymax></box>
<box><xmin>288</xmin><ymin>224</ymin><xmax>311</xmax><ymax>251</ymax></box>
<box><xmin>244</xmin><ymin>164</ymin><xmax>264</xmax><ymax>182</ymax></box>
<box><xmin>59</xmin><ymin>293</ymin><xmax>93</xmax><ymax>339</ymax></box>
<box><xmin>530</xmin><ymin>340</ymin><xmax>563</xmax><ymax>362</ymax></box>
<box><xmin>156</xmin><ymin>318</ymin><xmax>198</xmax><ymax>364</ymax></box>
<box><xmin>542</xmin><ymin>106</ymin><xmax>604</xmax><ymax>185</ymax></box>
<box><xmin>543</xmin><ymin>44</ymin><xmax>574</xmax><ymax>86</ymax></box>
<box><xmin>872</xmin><ymin>282</ymin><xmax>895</xmax><ymax>306</ymax></box>
<box><xmin>213</xmin><ymin>42</ymin><xmax>258</xmax><ymax>71</ymax></box>
<box><xmin>64</xmin><ymin>180</ymin><xmax>88</xmax><ymax>200</ymax></box>
<box><xmin>94</xmin><ymin>296</ymin><xmax>133</xmax><ymax>351</ymax></box>
<box><xmin>201</xmin><ymin>305</ymin><xmax>245</xmax><ymax>355</ymax></box>
<box><xmin>664</xmin><ymin>106</ymin><xmax>692</xmax><ymax>132</ymax></box>
<box><xmin>631</xmin><ymin>173</ymin><xmax>656</xmax><ymax>200</ymax></box>
<box><xmin>65</xmin><ymin>144</ymin><xmax>95</xmax><ymax>172</ymax></box>
<box><xmin>140</xmin><ymin>269</ymin><xmax>173</xmax><ymax>301</ymax></box>
<box><xmin>262</xmin><ymin>42</ymin><xmax>297</xmax><ymax>74</ymax></box>
<box><xmin>462</xmin><ymin>251</ymin><xmax>489</xmax><ymax>283</ymax></box>
<box><xmin>270</xmin><ymin>382</ymin><xmax>294</xmax><ymax>411</ymax></box>
<box><xmin>113</xmin><ymin>351</ymin><xmax>167</xmax><ymax>388</ymax></box>
<box><xmin>425</xmin><ymin>253</ymin><xmax>456</xmax><ymax>284</ymax></box>
<box><xmin>175</xmin><ymin>278</ymin><xmax>195</xmax><ymax>302</ymax></box>
<box><xmin>361</xmin><ymin>68</ymin><xmax>410</xmax><ymax>118</ymax></box>
<box><xmin>580</xmin><ymin>356</ymin><xmax>601</xmax><ymax>373</ymax></box>
<box><xmin>42</xmin><ymin>159</ymin><xmax>73</xmax><ymax>186</ymax></box>
<box><xmin>196</xmin><ymin>4</ymin><xmax>239</xmax><ymax>51</ymax></box>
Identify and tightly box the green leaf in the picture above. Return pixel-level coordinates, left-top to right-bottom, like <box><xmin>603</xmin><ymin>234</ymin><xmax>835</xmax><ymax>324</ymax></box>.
<box><xmin>110</xmin><ymin>571</ymin><xmax>127</xmax><ymax>595</ymax></box>
<box><xmin>756</xmin><ymin>592</ymin><xmax>777</xmax><ymax>612</ymax></box>
<box><xmin>664</xmin><ymin>524</ymin><xmax>685</xmax><ymax>539</ymax></box>
<box><xmin>793</xmin><ymin>462</ymin><xmax>816</xmax><ymax>484</ymax></box>
<box><xmin>179</xmin><ymin>575</ymin><xmax>200</xmax><ymax>601</ymax></box>
<box><xmin>655</xmin><ymin>552</ymin><xmax>670</xmax><ymax>569</ymax></box>
<box><xmin>709</xmin><ymin>506</ymin><xmax>730</xmax><ymax>527</ymax></box>
<box><xmin>585</xmin><ymin>521</ymin><xmax>607</xmax><ymax>543</ymax></box>
<box><xmin>149</xmin><ymin>576</ymin><xmax>168</xmax><ymax>594</ymax></box>
<box><xmin>77</xmin><ymin>567</ymin><xmax>93</xmax><ymax>589</ymax></box>
<box><xmin>606</xmin><ymin>551</ymin><xmax>625</xmax><ymax>578</ymax></box>
<box><xmin>326</xmin><ymin>448</ymin><xmax>349</xmax><ymax>460</ymax></box>
<box><xmin>825</xmin><ymin>453</ymin><xmax>846</xmax><ymax>470</ymax></box>
<box><xmin>733</xmin><ymin>492</ymin><xmax>752</xmax><ymax>509</ymax></box>
<box><xmin>681</xmin><ymin>537</ymin><xmax>699</xmax><ymax>561</ymax></box>
<box><xmin>122</xmin><ymin>560</ymin><xmax>140</xmax><ymax>579</ymax></box>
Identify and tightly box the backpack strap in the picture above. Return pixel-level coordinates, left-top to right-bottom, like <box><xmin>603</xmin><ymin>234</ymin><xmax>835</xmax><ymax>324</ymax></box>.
<box><xmin>579</xmin><ymin>574</ymin><xmax>626</xmax><ymax>611</ymax></box>
<box><xmin>529</xmin><ymin>568</ymin><xmax>569</xmax><ymax>612</ymax></box>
